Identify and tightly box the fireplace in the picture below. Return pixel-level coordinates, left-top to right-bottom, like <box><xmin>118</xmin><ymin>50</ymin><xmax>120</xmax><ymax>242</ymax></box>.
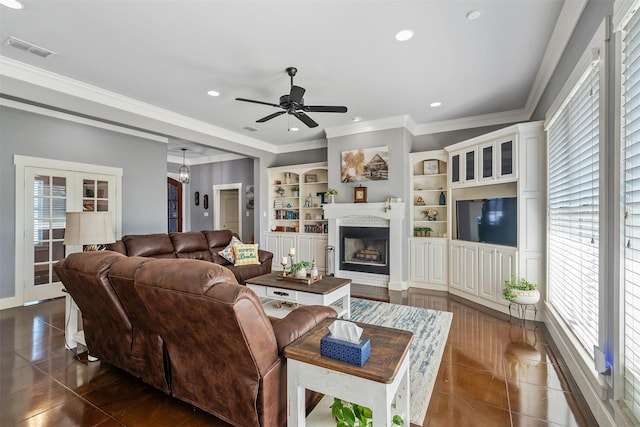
<box><xmin>322</xmin><ymin>201</ymin><xmax>406</xmax><ymax>290</ymax></box>
<box><xmin>339</xmin><ymin>226</ymin><xmax>390</xmax><ymax>275</ymax></box>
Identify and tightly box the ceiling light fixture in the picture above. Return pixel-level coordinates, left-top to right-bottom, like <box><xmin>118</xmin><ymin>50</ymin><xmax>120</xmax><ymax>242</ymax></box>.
<box><xmin>289</xmin><ymin>127</ymin><xmax>299</xmax><ymax>132</ymax></box>
<box><xmin>179</xmin><ymin>148</ymin><xmax>190</xmax><ymax>184</ymax></box>
<box><xmin>0</xmin><ymin>0</ymin><xmax>23</xmax><ymax>9</ymax></box>
<box><xmin>466</xmin><ymin>10</ymin><xmax>481</xmax><ymax>20</ymax></box>
<box><xmin>395</xmin><ymin>29</ymin><xmax>414</xmax><ymax>42</ymax></box>
<box><xmin>207</xmin><ymin>90</ymin><xmax>220</xmax><ymax>97</ymax></box>
<box><xmin>430</xmin><ymin>102</ymin><xmax>442</xmax><ymax>107</ymax></box>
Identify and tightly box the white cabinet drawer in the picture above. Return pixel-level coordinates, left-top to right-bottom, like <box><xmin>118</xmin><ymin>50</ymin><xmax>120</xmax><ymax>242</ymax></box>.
<box><xmin>266</xmin><ymin>287</ymin><xmax>298</xmax><ymax>302</ymax></box>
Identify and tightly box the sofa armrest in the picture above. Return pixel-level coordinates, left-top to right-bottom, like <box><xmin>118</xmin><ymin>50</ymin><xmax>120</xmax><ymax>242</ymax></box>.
<box><xmin>258</xmin><ymin>249</ymin><xmax>273</xmax><ymax>264</ymax></box>
<box><xmin>271</xmin><ymin>305</ymin><xmax>337</xmax><ymax>354</ymax></box>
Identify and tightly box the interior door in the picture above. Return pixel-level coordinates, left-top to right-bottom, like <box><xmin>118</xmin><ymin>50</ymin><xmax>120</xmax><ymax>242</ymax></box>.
<box><xmin>220</xmin><ymin>189</ymin><xmax>239</xmax><ymax>235</ymax></box>
<box><xmin>24</xmin><ymin>168</ymin><xmax>75</xmax><ymax>302</ymax></box>
<box><xmin>22</xmin><ymin>168</ymin><xmax>116</xmax><ymax>303</ymax></box>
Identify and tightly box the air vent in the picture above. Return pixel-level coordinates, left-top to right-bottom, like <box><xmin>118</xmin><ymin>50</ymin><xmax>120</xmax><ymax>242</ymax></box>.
<box><xmin>243</xmin><ymin>126</ymin><xmax>258</xmax><ymax>132</ymax></box>
<box><xmin>4</xmin><ymin>36</ymin><xmax>57</xmax><ymax>58</ymax></box>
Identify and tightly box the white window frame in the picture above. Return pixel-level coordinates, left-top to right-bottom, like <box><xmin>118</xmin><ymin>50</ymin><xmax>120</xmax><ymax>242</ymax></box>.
<box><xmin>544</xmin><ymin>19</ymin><xmax>611</xmax><ymax>419</ymax></box>
<box><xmin>614</xmin><ymin>1</ymin><xmax>640</xmax><ymax>424</ymax></box>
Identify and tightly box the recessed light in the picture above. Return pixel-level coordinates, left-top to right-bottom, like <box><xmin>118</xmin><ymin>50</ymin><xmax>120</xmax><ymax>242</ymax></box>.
<box><xmin>395</xmin><ymin>29</ymin><xmax>414</xmax><ymax>42</ymax></box>
<box><xmin>430</xmin><ymin>102</ymin><xmax>442</xmax><ymax>108</ymax></box>
<box><xmin>352</xmin><ymin>116</ymin><xmax>362</xmax><ymax>122</ymax></box>
<box><xmin>466</xmin><ymin>10</ymin><xmax>481</xmax><ymax>20</ymax></box>
<box><xmin>0</xmin><ymin>0</ymin><xmax>24</xmax><ymax>9</ymax></box>
<box><xmin>289</xmin><ymin>127</ymin><xmax>299</xmax><ymax>132</ymax></box>
<box><xmin>207</xmin><ymin>90</ymin><xmax>220</xmax><ymax>97</ymax></box>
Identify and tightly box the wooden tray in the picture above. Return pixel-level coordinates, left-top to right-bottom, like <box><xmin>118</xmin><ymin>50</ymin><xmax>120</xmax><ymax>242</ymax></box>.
<box><xmin>276</xmin><ymin>273</ymin><xmax>323</xmax><ymax>285</ymax></box>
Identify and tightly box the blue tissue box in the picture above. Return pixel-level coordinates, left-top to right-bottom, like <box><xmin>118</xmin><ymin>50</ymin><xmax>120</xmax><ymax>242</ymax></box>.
<box><xmin>320</xmin><ymin>333</ymin><xmax>371</xmax><ymax>366</ymax></box>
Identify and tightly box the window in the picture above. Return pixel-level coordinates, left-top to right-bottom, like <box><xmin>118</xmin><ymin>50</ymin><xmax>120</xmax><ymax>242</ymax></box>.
<box><xmin>620</xmin><ymin>6</ymin><xmax>640</xmax><ymax>421</ymax></box>
<box><xmin>546</xmin><ymin>53</ymin><xmax>600</xmax><ymax>354</ymax></box>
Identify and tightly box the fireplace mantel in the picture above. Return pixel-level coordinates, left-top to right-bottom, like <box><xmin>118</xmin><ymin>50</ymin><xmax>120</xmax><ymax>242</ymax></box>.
<box><xmin>323</xmin><ymin>202</ymin><xmax>406</xmax><ymax>220</ymax></box>
<box><xmin>324</xmin><ymin>202</ymin><xmax>406</xmax><ymax>291</ymax></box>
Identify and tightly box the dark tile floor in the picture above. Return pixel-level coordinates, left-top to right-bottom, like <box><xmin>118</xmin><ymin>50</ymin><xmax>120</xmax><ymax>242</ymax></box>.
<box><xmin>0</xmin><ymin>290</ymin><xmax>598</xmax><ymax>426</ymax></box>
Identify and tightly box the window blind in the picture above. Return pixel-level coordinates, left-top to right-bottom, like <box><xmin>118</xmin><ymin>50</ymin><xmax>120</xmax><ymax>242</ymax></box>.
<box><xmin>547</xmin><ymin>62</ymin><xmax>600</xmax><ymax>355</ymax></box>
<box><xmin>621</xmin><ymin>7</ymin><xmax>640</xmax><ymax>421</ymax></box>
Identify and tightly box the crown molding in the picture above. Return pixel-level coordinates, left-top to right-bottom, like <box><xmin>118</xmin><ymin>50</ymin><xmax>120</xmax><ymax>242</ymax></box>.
<box><xmin>414</xmin><ymin>108</ymin><xmax>529</xmax><ymax>135</ymax></box>
<box><xmin>0</xmin><ymin>56</ymin><xmax>277</xmax><ymax>153</ymax></box>
<box><xmin>324</xmin><ymin>115</ymin><xmax>415</xmax><ymax>139</ymax></box>
<box><xmin>167</xmin><ymin>152</ymin><xmax>248</xmax><ymax>166</ymax></box>
<box><xmin>0</xmin><ymin>97</ymin><xmax>169</xmax><ymax>143</ymax></box>
<box><xmin>523</xmin><ymin>0</ymin><xmax>588</xmax><ymax>115</ymax></box>
<box><xmin>275</xmin><ymin>138</ymin><xmax>327</xmax><ymax>153</ymax></box>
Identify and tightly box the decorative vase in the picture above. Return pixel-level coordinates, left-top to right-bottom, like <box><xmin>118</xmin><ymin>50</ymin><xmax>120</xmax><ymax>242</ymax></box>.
<box><xmin>512</xmin><ymin>289</ymin><xmax>540</xmax><ymax>305</ymax></box>
<box><xmin>439</xmin><ymin>191</ymin><xmax>446</xmax><ymax>206</ymax></box>
<box><xmin>329</xmin><ymin>195</ymin><xmax>335</xmax><ymax>203</ymax></box>
<box><xmin>294</xmin><ymin>269</ymin><xmax>307</xmax><ymax>279</ymax></box>
<box><xmin>293</xmin><ymin>190</ymin><xmax>299</xmax><ymax>197</ymax></box>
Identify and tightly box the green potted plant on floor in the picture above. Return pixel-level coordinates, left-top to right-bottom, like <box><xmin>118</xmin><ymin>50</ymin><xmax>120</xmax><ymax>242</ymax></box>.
<box><xmin>331</xmin><ymin>398</ymin><xmax>404</xmax><ymax>427</ymax></box>
<box><xmin>502</xmin><ymin>273</ymin><xmax>539</xmax><ymax>304</ymax></box>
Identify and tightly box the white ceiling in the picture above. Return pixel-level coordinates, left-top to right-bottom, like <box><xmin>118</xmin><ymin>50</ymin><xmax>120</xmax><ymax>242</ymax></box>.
<box><xmin>0</xmin><ymin>0</ymin><xmax>579</xmax><ymax>160</ymax></box>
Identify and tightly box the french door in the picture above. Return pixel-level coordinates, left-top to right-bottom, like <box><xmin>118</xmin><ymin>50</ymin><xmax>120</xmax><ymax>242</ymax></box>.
<box><xmin>18</xmin><ymin>159</ymin><xmax>119</xmax><ymax>304</ymax></box>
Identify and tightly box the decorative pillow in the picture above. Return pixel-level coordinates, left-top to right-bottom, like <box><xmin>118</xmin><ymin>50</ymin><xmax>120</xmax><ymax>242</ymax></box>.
<box><xmin>218</xmin><ymin>236</ymin><xmax>242</xmax><ymax>263</ymax></box>
<box><xmin>233</xmin><ymin>243</ymin><xmax>261</xmax><ymax>266</ymax></box>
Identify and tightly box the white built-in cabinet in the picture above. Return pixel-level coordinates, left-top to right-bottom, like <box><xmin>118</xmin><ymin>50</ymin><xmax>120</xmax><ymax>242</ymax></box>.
<box><xmin>409</xmin><ymin>238</ymin><xmax>448</xmax><ymax>290</ymax></box>
<box><xmin>443</xmin><ymin>121</ymin><xmax>544</xmax><ymax>315</ymax></box>
<box><xmin>408</xmin><ymin>151</ymin><xmax>449</xmax><ymax>290</ymax></box>
<box><xmin>265</xmin><ymin>161</ymin><xmax>329</xmax><ymax>273</ymax></box>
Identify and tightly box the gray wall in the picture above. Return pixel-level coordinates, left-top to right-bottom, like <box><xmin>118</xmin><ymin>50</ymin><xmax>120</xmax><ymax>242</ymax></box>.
<box><xmin>0</xmin><ymin>106</ymin><xmax>167</xmax><ymax>299</ymax></box>
<box><xmin>186</xmin><ymin>158</ymin><xmax>255</xmax><ymax>241</ymax></box>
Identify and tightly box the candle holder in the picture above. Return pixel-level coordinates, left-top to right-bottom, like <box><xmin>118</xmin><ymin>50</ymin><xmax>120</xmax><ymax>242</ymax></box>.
<box><xmin>288</xmin><ymin>254</ymin><xmax>296</xmax><ymax>269</ymax></box>
<box><xmin>280</xmin><ymin>259</ymin><xmax>288</xmax><ymax>276</ymax></box>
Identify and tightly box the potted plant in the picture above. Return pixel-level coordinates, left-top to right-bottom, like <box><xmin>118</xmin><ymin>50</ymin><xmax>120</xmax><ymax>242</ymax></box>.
<box><xmin>290</xmin><ymin>261</ymin><xmax>312</xmax><ymax>278</ymax></box>
<box><xmin>331</xmin><ymin>398</ymin><xmax>404</xmax><ymax>427</ymax></box>
<box><xmin>502</xmin><ymin>273</ymin><xmax>539</xmax><ymax>304</ymax></box>
<box><xmin>325</xmin><ymin>189</ymin><xmax>339</xmax><ymax>203</ymax></box>
<box><xmin>413</xmin><ymin>226</ymin><xmax>433</xmax><ymax>237</ymax></box>
<box><xmin>291</xmin><ymin>185</ymin><xmax>299</xmax><ymax>197</ymax></box>
<box><xmin>421</xmin><ymin>208</ymin><xmax>438</xmax><ymax>221</ymax></box>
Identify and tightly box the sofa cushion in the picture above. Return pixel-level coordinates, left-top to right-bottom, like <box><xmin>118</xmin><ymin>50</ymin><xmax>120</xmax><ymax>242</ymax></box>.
<box><xmin>218</xmin><ymin>236</ymin><xmax>242</xmax><ymax>263</ymax></box>
<box><xmin>170</xmin><ymin>231</ymin><xmax>212</xmax><ymax>261</ymax></box>
<box><xmin>234</xmin><ymin>243</ymin><xmax>260</xmax><ymax>266</ymax></box>
<box><xmin>123</xmin><ymin>234</ymin><xmax>176</xmax><ymax>258</ymax></box>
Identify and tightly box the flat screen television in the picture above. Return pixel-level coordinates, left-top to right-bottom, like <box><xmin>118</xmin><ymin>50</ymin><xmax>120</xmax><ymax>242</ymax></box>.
<box><xmin>456</xmin><ymin>197</ymin><xmax>517</xmax><ymax>247</ymax></box>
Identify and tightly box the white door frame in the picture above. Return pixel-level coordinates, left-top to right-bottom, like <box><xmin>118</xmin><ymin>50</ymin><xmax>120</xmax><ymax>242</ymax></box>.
<box><xmin>213</xmin><ymin>183</ymin><xmax>242</xmax><ymax>239</ymax></box>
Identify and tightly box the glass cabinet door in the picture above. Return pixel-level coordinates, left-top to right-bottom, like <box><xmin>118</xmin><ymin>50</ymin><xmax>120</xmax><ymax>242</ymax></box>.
<box><xmin>465</xmin><ymin>150</ymin><xmax>475</xmax><ymax>181</ymax></box>
<box><xmin>451</xmin><ymin>154</ymin><xmax>460</xmax><ymax>183</ymax></box>
<box><xmin>499</xmin><ymin>140</ymin><xmax>514</xmax><ymax>177</ymax></box>
<box><xmin>481</xmin><ymin>145</ymin><xmax>494</xmax><ymax>179</ymax></box>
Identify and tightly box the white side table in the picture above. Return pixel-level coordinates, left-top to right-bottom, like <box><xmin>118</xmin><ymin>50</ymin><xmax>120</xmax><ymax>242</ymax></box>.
<box><xmin>284</xmin><ymin>319</ymin><xmax>412</xmax><ymax>427</ymax></box>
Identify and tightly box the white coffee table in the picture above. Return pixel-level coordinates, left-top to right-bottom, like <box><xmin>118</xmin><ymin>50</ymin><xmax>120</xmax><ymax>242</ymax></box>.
<box><xmin>284</xmin><ymin>318</ymin><xmax>413</xmax><ymax>427</ymax></box>
<box><xmin>245</xmin><ymin>272</ymin><xmax>351</xmax><ymax>319</ymax></box>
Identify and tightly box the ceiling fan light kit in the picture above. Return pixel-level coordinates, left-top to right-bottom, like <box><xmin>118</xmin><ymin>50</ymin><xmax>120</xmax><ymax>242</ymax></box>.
<box><xmin>236</xmin><ymin>66</ymin><xmax>348</xmax><ymax>128</ymax></box>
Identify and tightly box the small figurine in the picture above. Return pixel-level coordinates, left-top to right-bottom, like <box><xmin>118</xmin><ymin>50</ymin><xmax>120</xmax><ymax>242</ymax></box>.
<box><xmin>305</xmin><ymin>193</ymin><xmax>313</xmax><ymax>207</ymax></box>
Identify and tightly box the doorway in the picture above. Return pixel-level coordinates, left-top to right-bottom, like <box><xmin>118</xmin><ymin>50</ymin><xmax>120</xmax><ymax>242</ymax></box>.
<box><xmin>213</xmin><ymin>183</ymin><xmax>242</xmax><ymax>239</ymax></box>
<box><xmin>167</xmin><ymin>177</ymin><xmax>183</xmax><ymax>232</ymax></box>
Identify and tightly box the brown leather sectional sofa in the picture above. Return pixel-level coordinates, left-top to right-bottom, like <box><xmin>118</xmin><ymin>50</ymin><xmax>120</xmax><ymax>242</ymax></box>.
<box><xmin>107</xmin><ymin>229</ymin><xmax>273</xmax><ymax>284</ymax></box>
<box><xmin>54</xmin><ymin>251</ymin><xmax>337</xmax><ymax>427</ymax></box>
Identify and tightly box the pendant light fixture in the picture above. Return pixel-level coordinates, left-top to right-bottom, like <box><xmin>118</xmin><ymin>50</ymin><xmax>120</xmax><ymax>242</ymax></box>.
<box><xmin>178</xmin><ymin>148</ymin><xmax>190</xmax><ymax>183</ymax></box>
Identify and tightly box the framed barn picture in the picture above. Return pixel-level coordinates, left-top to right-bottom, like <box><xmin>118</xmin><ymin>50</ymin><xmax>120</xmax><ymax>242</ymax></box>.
<box><xmin>341</xmin><ymin>146</ymin><xmax>389</xmax><ymax>182</ymax></box>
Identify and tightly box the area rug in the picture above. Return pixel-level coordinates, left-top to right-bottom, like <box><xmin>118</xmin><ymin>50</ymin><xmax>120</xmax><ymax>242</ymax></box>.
<box><xmin>348</xmin><ymin>297</ymin><xmax>453</xmax><ymax>425</ymax></box>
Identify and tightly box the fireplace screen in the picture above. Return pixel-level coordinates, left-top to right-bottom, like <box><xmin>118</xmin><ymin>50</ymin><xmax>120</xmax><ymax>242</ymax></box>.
<box><xmin>339</xmin><ymin>226</ymin><xmax>390</xmax><ymax>275</ymax></box>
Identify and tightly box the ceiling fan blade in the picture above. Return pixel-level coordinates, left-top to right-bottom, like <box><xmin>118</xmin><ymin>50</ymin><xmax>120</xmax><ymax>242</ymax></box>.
<box><xmin>256</xmin><ymin>111</ymin><xmax>286</xmax><ymax>123</ymax></box>
<box><xmin>236</xmin><ymin>97</ymin><xmax>281</xmax><ymax>108</ymax></box>
<box><xmin>303</xmin><ymin>105</ymin><xmax>348</xmax><ymax>113</ymax></box>
<box><xmin>293</xmin><ymin>111</ymin><xmax>319</xmax><ymax>128</ymax></box>
<box><xmin>289</xmin><ymin>85</ymin><xmax>306</xmax><ymax>104</ymax></box>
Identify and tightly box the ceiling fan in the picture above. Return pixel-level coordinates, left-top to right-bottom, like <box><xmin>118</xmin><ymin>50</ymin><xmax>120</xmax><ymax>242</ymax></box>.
<box><xmin>235</xmin><ymin>67</ymin><xmax>348</xmax><ymax>128</ymax></box>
